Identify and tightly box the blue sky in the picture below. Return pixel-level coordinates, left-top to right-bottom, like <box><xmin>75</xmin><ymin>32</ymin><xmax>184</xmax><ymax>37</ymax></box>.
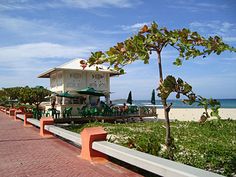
<box><xmin>0</xmin><ymin>0</ymin><xmax>235</xmax><ymax>100</ymax></box>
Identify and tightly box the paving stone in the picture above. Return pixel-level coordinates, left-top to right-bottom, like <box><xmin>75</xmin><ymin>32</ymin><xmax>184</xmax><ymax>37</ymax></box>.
<box><xmin>0</xmin><ymin>112</ymin><xmax>142</xmax><ymax>177</ymax></box>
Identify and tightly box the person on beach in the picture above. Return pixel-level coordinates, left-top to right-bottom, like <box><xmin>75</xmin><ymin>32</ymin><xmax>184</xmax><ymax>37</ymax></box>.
<box><xmin>121</xmin><ymin>103</ymin><xmax>128</xmax><ymax>113</ymax></box>
<box><xmin>109</xmin><ymin>101</ymin><xmax>114</xmax><ymax>107</ymax></box>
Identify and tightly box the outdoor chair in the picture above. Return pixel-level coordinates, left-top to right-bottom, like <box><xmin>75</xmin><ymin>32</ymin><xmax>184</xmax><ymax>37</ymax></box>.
<box><xmin>18</xmin><ymin>106</ymin><xmax>27</xmax><ymax>114</ymax></box>
<box><xmin>63</xmin><ymin>107</ymin><xmax>73</xmax><ymax>118</ymax></box>
<box><xmin>112</xmin><ymin>106</ymin><xmax>120</xmax><ymax>116</ymax></box>
<box><xmin>48</xmin><ymin>108</ymin><xmax>60</xmax><ymax>119</ymax></box>
<box><xmin>42</xmin><ymin>109</ymin><xmax>50</xmax><ymax>117</ymax></box>
<box><xmin>32</xmin><ymin>108</ymin><xmax>43</xmax><ymax>120</ymax></box>
<box><xmin>90</xmin><ymin>107</ymin><xmax>98</xmax><ymax>116</ymax></box>
<box><xmin>128</xmin><ymin>106</ymin><xmax>139</xmax><ymax>114</ymax></box>
<box><xmin>77</xmin><ymin>107</ymin><xmax>82</xmax><ymax>117</ymax></box>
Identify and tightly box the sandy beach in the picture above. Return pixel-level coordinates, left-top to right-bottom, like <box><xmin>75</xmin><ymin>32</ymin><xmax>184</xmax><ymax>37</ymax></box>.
<box><xmin>156</xmin><ymin>108</ymin><xmax>236</xmax><ymax>121</ymax></box>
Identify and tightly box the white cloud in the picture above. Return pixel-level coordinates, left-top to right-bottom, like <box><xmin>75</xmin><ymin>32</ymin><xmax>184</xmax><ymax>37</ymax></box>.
<box><xmin>0</xmin><ymin>42</ymin><xmax>95</xmax><ymax>71</ymax></box>
<box><xmin>189</xmin><ymin>21</ymin><xmax>236</xmax><ymax>43</ymax></box>
<box><xmin>0</xmin><ymin>42</ymin><xmax>93</xmax><ymax>59</ymax></box>
<box><xmin>222</xmin><ymin>37</ymin><xmax>236</xmax><ymax>43</ymax></box>
<box><xmin>121</xmin><ymin>22</ymin><xmax>150</xmax><ymax>32</ymax></box>
<box><xmin>190</xmin><ymin>21</ymin><xmax>235</xmax><ymax>35</ymax></box>
<box><xmin>221</xmin><ymin>57</ymin><xmax>236</xmax><ymax>61</ymax></box>
<box><xmin>168</xmin><ymin>0</ymin><xmax>228</xmax><ymax>12</ymax></box>
<box><xmin>0</xmin><ymin>0</ymin><xmax>141</xmax><ymax>11</ymax></box>
<box><xmin>61</xmin><ymin>0</ymin><xmax>140</xmax><ymax>8</ymax></box>
<box><xmin>0</xmin><ymin>42</ymin><xmax>95</xmax><ymax>87</ymax></box>
<box><xmin>88</xmin><ymin>22</ymin><xmax>151</xmax><ymax>35</ymax></box>
<box><xmin>0</xmin><ymin>15</ymin><xmax>88</xmax><ymax>41</ymax></box>
<box><xmin>0</xmin><ymin>42</ymin><xmax>97</xmax><ymax>87</ymax></box>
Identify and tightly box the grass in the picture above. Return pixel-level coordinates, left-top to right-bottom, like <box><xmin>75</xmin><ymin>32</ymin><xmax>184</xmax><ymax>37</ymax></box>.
<box><xmin>65</xmin><ymin>119</ymin><xmax>236</xmax><ymax>177</ymax></box>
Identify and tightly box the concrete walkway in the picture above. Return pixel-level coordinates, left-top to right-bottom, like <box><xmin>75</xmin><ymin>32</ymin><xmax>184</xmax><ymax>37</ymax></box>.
<box><xmin>0</xmin><ymin>112</ymin><xmax>142</xmax><ymax>177</ymax></box>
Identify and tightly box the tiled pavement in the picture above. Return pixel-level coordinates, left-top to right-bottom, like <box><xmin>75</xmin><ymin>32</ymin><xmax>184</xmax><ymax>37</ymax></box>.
<box><xmin>0</xmin><ymin>112</ymin><xmax>142</xmax><ymax>177</ymax></box>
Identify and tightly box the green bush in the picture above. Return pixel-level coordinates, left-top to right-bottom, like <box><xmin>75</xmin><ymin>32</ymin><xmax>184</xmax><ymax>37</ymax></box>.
<box><xmin>66</xmin><ymin>119</ymin><xmax>236</xmax><ymax>176</ymax></box>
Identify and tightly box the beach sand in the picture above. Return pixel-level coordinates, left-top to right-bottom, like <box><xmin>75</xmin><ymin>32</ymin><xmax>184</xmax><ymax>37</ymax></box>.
<box><xmin>156</xmin><ymin>108</ymin><xmax>236</xmax><ymax>121</ymax></box>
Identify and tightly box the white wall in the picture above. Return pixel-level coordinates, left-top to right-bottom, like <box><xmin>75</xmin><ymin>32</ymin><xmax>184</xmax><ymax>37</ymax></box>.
<box><xmin>50</xmin><ymin>70</ymin><xmax>110</xmax><ymax>93</ymax></box>
<box><xmin>50</xmin><ymin>71</ymin><xmax>63</xmax><ymax>92</ymax></box>
<box><xmin>63</xmin><ymin>70</ymin><xmax>86</xmax><ymax>92</ymax></box>
<box><xmin>87</xmin><ymin>72</ymin><xmax>109</xmax><ymax>92</ymax></box>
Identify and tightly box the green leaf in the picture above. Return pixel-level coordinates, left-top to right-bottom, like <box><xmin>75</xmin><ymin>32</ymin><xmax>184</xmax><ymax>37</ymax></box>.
<box><xmin>177</xmin><ymin>78</ymin><xmax>184</xmax><ymax>85</ymax></box>
<box><xmin>119</xmin><ymin>69</ymin><xmax>125</xmax><ymax>74</ymax></box>
<box><xmin>173</xmin><ymin>58</ymin><xmax>182</xmax><ymax>66</ymax></box>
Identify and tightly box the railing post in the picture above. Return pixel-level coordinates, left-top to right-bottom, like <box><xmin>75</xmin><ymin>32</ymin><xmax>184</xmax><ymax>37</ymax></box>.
<box><xmin>40</xmin><ymin>117</ymin><xmax>54</xmax><ymax>136</ymax></box>
<box><xmin>9</xmin><ymin>109</ymin><xmax>15</xmax><ymax>118</ymax></box>
<box><xmin>24</xmin><ymin>113</ymin><xmax>33</xmax><ymax>127</ymax></box>
<box><xmin>80</xmin><ymin>126</ymin><xmax>108</xmax><ymax>161</ymax></box>
<box><xmin>6</xmin><ymin>108</ymin><xmax>9</xmax><ymax>115</ymax></box>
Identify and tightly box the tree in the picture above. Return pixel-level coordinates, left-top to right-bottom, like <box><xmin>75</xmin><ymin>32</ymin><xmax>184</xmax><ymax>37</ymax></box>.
<box><xmin>2</xmin><ymin>86</ymin><xmax>50</xmax><ymax>111</ymax></box>
<box><xmin>3</xmin><ymin>87</ymin><xmax>21</xmax><ymax>100</ymax></box>
<box><xmin>29</xmin><ymin>86</ymin><xmax>51</xmax><ymax>111</ymax></box>
<box><xmin>88</xmin><ymin>22</ymin><xmax>235</xmax><ymax>159</ymax></box>
<box><xmin>0</xmin><ymin>89</ymin><xmax>8</xmax><ymax>106</ymax></box>
<box><xmin>3</xmin><ymin>87</ymin><xmax>22</xmax><ymax>107</ymax></box>
<box><xmin>19</xmin><ymin>86</ymin><xmax>35</xmax><ymax>105</ymax></box>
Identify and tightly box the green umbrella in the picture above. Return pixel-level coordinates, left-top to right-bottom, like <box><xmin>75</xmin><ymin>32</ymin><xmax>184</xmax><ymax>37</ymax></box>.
<box><xmin>7</xmin><ymin>99</ymin><xmax>18</xmax><ymax>108</ymax></box>
<box><xmin>151</xmin><ymin>89</ymin><xmax>156</xmax><ymax>105</ymax></box>
<box><xmin>58</xmin><ymin>92</ymin><xmax>77</xmax><ymax>98</ymax></box>
<box><xmin>7</xmin><ymin>99</ymin><xmax>18</xmax><ymax>103</ymax></box>
<box><xmin>127</xmin><ymin>91</ymin><xmax>132</xmax><ymax>105</ymax></box>
<box><xmin>77</xmin><ymin>87</ymin><xmax>105</xmax><ymax>96</ymax></box>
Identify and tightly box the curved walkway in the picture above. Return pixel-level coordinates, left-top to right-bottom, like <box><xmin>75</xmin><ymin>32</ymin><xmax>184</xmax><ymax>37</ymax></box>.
<box><xmin>0</xmin><ymin>112</ymin><xmax>142</xmax><ymax>177</ymax></box>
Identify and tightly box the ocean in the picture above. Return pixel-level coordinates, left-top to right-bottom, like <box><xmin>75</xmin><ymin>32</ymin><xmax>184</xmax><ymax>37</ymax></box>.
<box><xmin>112</xmin><ymin>99</ymin><xmax>236</xmax><ymax>108</ymax></box>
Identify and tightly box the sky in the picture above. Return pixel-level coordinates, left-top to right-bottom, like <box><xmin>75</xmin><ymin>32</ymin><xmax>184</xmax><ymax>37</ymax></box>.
<box><xmin>0</xmin><ymin>0</ymin><xmax>236</xmax><ymax>100</ymax></box>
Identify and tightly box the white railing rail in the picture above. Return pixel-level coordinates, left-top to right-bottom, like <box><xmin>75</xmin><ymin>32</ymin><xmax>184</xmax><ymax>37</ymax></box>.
<box><xmin>44</xmin><ymin>125</ymin><xmax>81</xmax><ymax>145</ymax></box>
<box><xmin>93</xmin><ymin>141</ymin><xmax>223</xmax><ymax>177</ymax></box>
<box><xmin>16</xmin><ymin>114</ymin><xmax>82</xmax><ymax>145</ymax></box>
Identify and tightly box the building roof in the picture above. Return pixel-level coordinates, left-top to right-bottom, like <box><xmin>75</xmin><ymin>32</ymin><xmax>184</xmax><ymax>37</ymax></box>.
<box><xmin>38</xmin><ymin>58</ymin><xmax>120</xmax><ymax>78</ymax></box>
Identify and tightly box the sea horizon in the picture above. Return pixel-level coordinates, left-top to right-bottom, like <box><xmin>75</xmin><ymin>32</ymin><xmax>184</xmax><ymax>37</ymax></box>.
<box><xmin>112</xmin><ymin>98</ymin><xmax>236</xmax><ymax>108</ymax></box>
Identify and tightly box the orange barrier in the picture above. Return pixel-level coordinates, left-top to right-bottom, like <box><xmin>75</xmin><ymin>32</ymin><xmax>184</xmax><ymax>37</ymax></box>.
<box><xmin>81</xmin><ymin>127</ymin><xmax>108</xmax><ymax>161</ymax></box>
<box><xmin>5</xmin><ymin>108</ymin><xmax>9</xmax><ymax>115</ymax></box>
<box><xmin>9</xmin><ymin>109</ymin><xmax>16</xmax><ymax>118</ymax></box>
<box><xmin>40</xmin><ymin>117</ymin><xmax>54</xmax><ymax>136</ymax></box>
<box><xmin>0</xmin><ymin>107</ymin><xmax>6</xmax><ymax>113</ymax></box>
<box><xmin>24</xmin><ymin>113</ymin><xmax>33</xmax><ymax>127</ymax></box>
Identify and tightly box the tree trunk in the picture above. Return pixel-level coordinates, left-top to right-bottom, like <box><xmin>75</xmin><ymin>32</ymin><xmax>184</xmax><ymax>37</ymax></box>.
<box><xmin>162</xmin><ymin>99</ymin><xmax>173</xmax><ymax>159</ymax></box>
<box><xmin>36</xmin><ymin>104</ymin><xmax>39</xmax><ymax>111</ymax></box>
<box><xmin>157</xmin><ymin>51</ymin><xmax>173</xmax><ymax>160</ymax></box>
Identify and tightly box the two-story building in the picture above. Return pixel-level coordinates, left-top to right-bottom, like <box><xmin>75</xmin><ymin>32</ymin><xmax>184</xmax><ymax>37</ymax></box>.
<box><xmin>38</xmin><ymin>58</ymin><xmax>119</xmax><ymax>115</ymax></box>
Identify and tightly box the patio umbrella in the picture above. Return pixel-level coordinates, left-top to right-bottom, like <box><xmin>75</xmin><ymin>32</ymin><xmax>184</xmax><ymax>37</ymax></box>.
<box><xmin>77</xmin><ymin>87</ymin><xmax>105</xmax><ymax>96</ymax></box>
<box><xmin>7</xmin><ymin>99</ymin><xmax>18</xmax><ymax>108</ymax></box>
<box><xmin>7</xmin><ymin>99</ymin><xmax>18</xmax><ymax>103</ymax></box>
<box><xmin>127</xmin><ymin>91</ymin><xmax>132</xmax><ymax>105</ymax></box>
<box><xmin>151</xmin><ymin>89</ymin><xmax>156</xmax><ymax>105</ymax></box>
<box><xmin>57</xmin><ymin>92</ymin><xmax>77</xmax><ymax>98</ymax></box>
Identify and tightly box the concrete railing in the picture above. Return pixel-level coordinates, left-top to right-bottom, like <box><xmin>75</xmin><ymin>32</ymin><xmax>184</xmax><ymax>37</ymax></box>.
<box><xmin>27</xmin><ymin>118</ymin><xmax>40</xmax><ymax>127</ymax></box>
<box><xmin>11</xmin><ymin>112</ymin><xmax>223</xmax><ymax>177</ymax></box>
<box><xmin>93</xmin><ymin>141</ymin><xmax>223</xmax><ymax>177</ymax></box>
<box><xmin>17</xmin><ymin>114</ymin><xmax>24</xmax><ymax>120</ymax></box>
<box><xmin>44</xmin><ymin>125</ymin><xmax>81</xmax><ymax>145</ymax></box>
<box><xmin>16</xmin><ymin>113</ymin><xmax>81</xmax><ymax>145</ymax></box>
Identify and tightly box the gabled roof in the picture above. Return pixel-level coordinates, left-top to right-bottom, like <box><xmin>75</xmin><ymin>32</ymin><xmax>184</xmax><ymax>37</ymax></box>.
<box><xmin>38</xmin><ymin>58</ymin><xmax>120</xmax><ymax>78</ymax></box>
